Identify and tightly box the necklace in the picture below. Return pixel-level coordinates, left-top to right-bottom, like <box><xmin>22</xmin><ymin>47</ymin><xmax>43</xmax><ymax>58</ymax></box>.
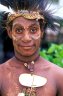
<box><xmin>18</xmin><ymin>56</ymin><xmax>47</xmax><ymax>96</ymax></box>
<box><xmin>19</xmin><ymin>73</ymin><xmax>47</xmax><ymax>88</ymax></box>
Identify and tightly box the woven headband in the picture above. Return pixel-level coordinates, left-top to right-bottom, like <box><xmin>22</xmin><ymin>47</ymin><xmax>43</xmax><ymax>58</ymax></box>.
<box><xmin>7</xmin><ymin>10</ymin><xmax>44</xmax><ymax>23</ymax></box>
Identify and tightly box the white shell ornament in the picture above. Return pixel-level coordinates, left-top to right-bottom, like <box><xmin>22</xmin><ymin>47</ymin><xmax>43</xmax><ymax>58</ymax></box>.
<box><xmin>19</xmin><ymin>73</ymin><xmax>47</xmax><ymax>87</ymax></box>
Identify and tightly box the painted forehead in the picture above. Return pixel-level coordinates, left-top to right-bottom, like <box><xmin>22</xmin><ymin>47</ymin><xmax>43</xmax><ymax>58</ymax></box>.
<box><xmin>12</xmin><ymin>17</ymin><xmax>40</xmax><ymax>28</ymax></box>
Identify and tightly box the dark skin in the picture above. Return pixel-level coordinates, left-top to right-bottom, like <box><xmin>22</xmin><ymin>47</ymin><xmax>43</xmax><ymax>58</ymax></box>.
<box><xmin>0</xmin><ymin>17</ymin><xmax>63</xmax><ymax>96</ymax></box>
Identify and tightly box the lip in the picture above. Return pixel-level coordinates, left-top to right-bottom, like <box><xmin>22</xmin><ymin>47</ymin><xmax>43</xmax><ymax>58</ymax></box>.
<box><xmin>18</xmin><ymin>42</ymin><xmax>34</xmax><ymax>47</ymax></box>
<box><xmin>19</xmin><ymin>44</ymin><xmax>34</xmax><ymax>47</ymax></box>
<box><xmin>21</xmin><ymin>46</ymin><xmax>33</xmax><ymax>49</ymax></box>
<box><xmin>18</xmin><ymin>43</ymin><xmax>34</xmax><ymax>49</ymax></box>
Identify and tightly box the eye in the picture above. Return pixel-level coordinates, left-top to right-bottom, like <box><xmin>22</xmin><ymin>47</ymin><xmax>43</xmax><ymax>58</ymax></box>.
<box><xmin>15</xmin><ymin>28</ymin><xmax>24</xmax><ymax>33</ymax></box>
<box><xmin>30</xmin><ymin>27</ymin><xmax>38</xmax><ymax>33</ymax></box>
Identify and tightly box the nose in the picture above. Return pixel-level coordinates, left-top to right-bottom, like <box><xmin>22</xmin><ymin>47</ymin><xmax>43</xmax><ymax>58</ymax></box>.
<box><xmin>21</xmin><ymin>32</ymin><xmax>31</xmax><ymax>42</ymax></box>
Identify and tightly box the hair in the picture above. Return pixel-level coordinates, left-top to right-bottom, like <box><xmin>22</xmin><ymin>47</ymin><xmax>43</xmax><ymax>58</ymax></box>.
<box><xmin>0</xmin><ymin>0</ymin><xmax>60</xmax><ymax>31</ymax></box>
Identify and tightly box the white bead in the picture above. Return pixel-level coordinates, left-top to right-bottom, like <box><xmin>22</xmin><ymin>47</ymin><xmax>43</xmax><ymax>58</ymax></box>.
<box><xmin>18</xmin><ymin>93</ymin><xmax>25</xmax><ymax>96</ymax></box>
<box><xmin>31</xmin><ymin>61</ymin><xmax>34</xmax><ymax>64</ymax></box>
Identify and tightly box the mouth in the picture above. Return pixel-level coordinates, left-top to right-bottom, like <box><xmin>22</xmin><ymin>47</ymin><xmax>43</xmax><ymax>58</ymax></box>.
<box><xmin>21</xmin><ymin>46</ymin><xmax>33</xmax><ymax>49</ymax></box>
<box><xmin>18</xmin><ymin>43</ymin><xmax>35</xmax><ymax>50</ymax></box>
<box><xmin>18</xmin><ymin>44</ymin><xmax>35</xmax><ymax>50</ymax></box>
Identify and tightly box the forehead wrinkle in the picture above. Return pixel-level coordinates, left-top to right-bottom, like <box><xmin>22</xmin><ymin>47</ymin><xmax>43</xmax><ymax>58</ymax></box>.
<box><xmin>12</xmin><ymin>17</ymin><xmax>39</xmax><ymax>29</ymax></box>
<box><xmin>12</xmin><ymin>22</ymin><xmax>40</xmax><ymax>30</ymax></box>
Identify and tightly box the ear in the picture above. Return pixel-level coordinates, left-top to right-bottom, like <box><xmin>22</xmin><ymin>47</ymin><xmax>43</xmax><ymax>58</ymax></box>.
<box><xmin>6</xmin><ymin>26</ymin><xmax>12</xmax><ymax>39</ymax></box>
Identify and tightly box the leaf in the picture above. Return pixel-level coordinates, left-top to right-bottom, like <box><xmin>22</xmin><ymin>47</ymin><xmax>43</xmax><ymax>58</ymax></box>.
<box><xmin>40</xmin><ymin>43</ymin><xmax>63</xmax><ymax>68</ymax></box>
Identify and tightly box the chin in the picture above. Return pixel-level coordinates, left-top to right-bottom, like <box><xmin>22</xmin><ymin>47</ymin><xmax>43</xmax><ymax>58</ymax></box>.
<box><xmin>21</xmin><ymin>52</ymin><xmax>35</xmax><ymax>57</ymax></box>
<box><xmin>15</xmin><ymin>47</ymin><xmax>38</xmax><ymax>57</ymax></box>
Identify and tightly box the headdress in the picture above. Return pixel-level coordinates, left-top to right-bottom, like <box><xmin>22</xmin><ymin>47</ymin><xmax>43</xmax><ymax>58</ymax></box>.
<box><xmin>0</xmin><ymin>0</ymin><xmax>61</xmax><ymax>30</ymax></box>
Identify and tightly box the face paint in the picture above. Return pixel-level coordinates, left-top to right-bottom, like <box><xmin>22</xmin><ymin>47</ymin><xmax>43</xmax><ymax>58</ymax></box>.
<box><xmin>11</xmin><ymin>16</ymin><xmax>43</xmax><ymax>43</ymax></box>
<box><xmin>11</xmin><ymin>17</ymin><xmax>43</xmax><ymax>57</ymax></box>
<box><xmin>31</xmin><ymin>33</ymin><xmax>41</xmax><ymax>40</ymax></box>
<box><xmin>12</xmin><ymin>32</ymin><xmax>41</xmax><ymax>42</ymax></box>
<box><xmin>12</xmin><ymin>34</ymin><xmax>18</xmax><ymax>41</ymax></box>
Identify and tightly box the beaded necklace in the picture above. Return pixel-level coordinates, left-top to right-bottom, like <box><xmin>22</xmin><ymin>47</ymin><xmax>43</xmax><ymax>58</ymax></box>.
<box><xmin>17</xmin><ymin>56</ymin><xmax>47</xmax><ymax>96</ymax></box>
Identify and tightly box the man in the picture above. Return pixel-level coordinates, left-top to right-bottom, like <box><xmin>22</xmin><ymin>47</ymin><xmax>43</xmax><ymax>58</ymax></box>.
<box><xmin>0</xmin><ymin>0</ymin><xmax>63</xmax><ymax>96</ymax></box>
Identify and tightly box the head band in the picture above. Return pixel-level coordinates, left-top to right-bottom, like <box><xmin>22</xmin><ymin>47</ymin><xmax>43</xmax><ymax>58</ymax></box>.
<box><xmin>7</xmin><ymin>10</ymin><xmax>44</xmax><ymax>23</ymax></box>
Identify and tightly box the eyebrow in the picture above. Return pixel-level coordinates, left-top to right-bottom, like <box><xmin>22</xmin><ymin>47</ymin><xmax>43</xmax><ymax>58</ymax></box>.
<box><xmin>29</xmin><ymin>23</ymin><xmax>40</xmax><ymax>28</ymax></box>
<box><xmin>12</xmin><ymin>22</ymin><xmax>40</xmax><ymax>29</ymax></box>
<box><xmin>12</xmin><ymin>24</ymin><xmax>24</xmax><ymax>29</ymax></box>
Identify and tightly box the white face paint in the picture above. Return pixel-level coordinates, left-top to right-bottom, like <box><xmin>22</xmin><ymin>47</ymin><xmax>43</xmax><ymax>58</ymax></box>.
<box><xmin>11</xmin><ymin>17</ymin><xmax>43</xmax><ymax>57</ymax></box>
<box><xmin>12</xmin><ymin>32</ymin><xmax>41</xmax><ymax>42</ymax></box>
<box><xmin>12</xmin><ymin>34</ymin><xmax>18</xmax><ymax>41</ymax></box>
<box><xmin>31</xmin><ymin>33</ymin><xmax>41</xmax><ymax>40</ymax></box>
<box><xmin>11</xmin><ymin>17</ymin><xmax>43</xmax><ymax>42</ymax></box>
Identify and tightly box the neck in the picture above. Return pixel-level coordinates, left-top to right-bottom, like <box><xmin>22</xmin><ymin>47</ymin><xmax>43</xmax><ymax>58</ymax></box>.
<box><xmin>15</xmin><ymin>51</ymin><xmax>40</xmax><ymax>63</ymax></box>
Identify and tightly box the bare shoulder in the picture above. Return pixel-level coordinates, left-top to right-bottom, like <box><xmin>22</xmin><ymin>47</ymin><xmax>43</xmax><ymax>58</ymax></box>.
<box><xmin>50</xmin><ymin>62</ymin><xmax>63</xmax><ymax>95</ymax></box>
<box><xmin>0</xmin><ymin>62</ymin><xmax>7</xmax><ymax>89</ymax></box>
<box><xmin>40</xmin><ymin>57</ymin><xmax>63</xmax><ymax>82</ymax></box>
<box><xmin>0</xmin><ymin>58</ymin><xmax>13</xmax><ymax>80</ymax></box>
<box><xmin>41</xmin><ymin>57</ymin><xmax>63</xmax><ymax>95</ymax></box>
<box><xmin>41</xmin><ymin>57</ymin><xmax>63</xmax><ymax>75</ymax></box>
<box><xmin>0</xmin><ymin>59</ymin><xmax>11</xmax><ymax>76</ymax></box>
<box><xmin>49</xmin><ymin>60</ymin><xmax>63</xmax><ymax>79</ymax></box>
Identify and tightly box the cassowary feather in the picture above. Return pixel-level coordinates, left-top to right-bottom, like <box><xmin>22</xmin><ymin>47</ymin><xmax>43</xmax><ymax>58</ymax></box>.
<box><xmin>0</xmin><ymin>0</ymin><xmax>61</xmax><ymax>30</ymax></box>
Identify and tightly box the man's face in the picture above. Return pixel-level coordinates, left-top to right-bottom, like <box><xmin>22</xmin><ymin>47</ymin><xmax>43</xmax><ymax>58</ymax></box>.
<box><xmin>9</xmin><ymin>17</ymin><xmax>43</xmax><ymax>56</ymax></box>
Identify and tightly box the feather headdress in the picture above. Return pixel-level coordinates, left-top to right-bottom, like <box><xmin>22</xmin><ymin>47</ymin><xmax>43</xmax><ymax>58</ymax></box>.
<box><xmin>0</xmin><ymin>0</ymin><xmax>61</xmax><ymax>30</ymax></box>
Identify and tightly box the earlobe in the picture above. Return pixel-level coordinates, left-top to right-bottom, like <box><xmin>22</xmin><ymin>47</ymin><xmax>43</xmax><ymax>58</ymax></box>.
<box><xmin>6</xmin><ymin>26</ymin><xmax>12</xmax><ymax>39</ymax></box>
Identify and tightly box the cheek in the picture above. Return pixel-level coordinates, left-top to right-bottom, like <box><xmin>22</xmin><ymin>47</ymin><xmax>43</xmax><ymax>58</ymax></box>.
<box><xmin>34</xmin><ymin>32</ymin><xmax>42</xmax><ymax>45</ymax></box>
<box><xmin>12</xmin><ymin>37</ymin><xmax>18</xmax><ymax>49</ymax></box>
<box><xmin>12</xmin><ymin>34</ymin><xmax>20</xmax><ymax>42</ymax></box>
<box><xmin>35</xmin><ymin>38</ymin><xmax>41</xmax><ymax>48</ymax></box>
<box><xmin>12</xmin><ymin>41</ymin><xmax>17</xmax><ymax>50</ymax></box>
<box><xmin>12</xmin><ymin>34</ymin><xmax>20</xmax><ymax>46</ymax></box>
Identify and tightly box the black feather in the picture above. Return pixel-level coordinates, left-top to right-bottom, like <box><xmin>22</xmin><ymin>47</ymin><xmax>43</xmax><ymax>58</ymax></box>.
<box><xmin>0</xmin><ymin>0</ymin><xmax>34</xmax><ymax>10</ymax></box>
<box><xmin>0</xmin><ymin>0</ymin><xmax>61</xmax><ymax>30</ymax></box>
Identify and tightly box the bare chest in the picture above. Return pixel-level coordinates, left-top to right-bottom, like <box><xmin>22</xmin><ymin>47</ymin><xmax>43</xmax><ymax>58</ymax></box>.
<box><xmin>2</xmin><ymin>81</ymin><xmax>57</xmax><ymax>96</ymax></box>
<box><xmin>1</xmin><ymin>70</ymin><xmax>57</xmax><ymax>96</ymax></box>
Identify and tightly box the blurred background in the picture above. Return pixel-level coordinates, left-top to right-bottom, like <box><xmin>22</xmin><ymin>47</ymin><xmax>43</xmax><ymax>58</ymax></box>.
<box><xmin>0</xmin><ymin>0</ymin><xmax>63</xmax><ymax>67</ymax></box>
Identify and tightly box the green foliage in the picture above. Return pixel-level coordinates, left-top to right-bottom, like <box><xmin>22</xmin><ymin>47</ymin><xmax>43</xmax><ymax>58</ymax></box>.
<box><xmin>40</xmin><ymin>43</ymin><xmax>63</xmax><ymax>67</ymax></box>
